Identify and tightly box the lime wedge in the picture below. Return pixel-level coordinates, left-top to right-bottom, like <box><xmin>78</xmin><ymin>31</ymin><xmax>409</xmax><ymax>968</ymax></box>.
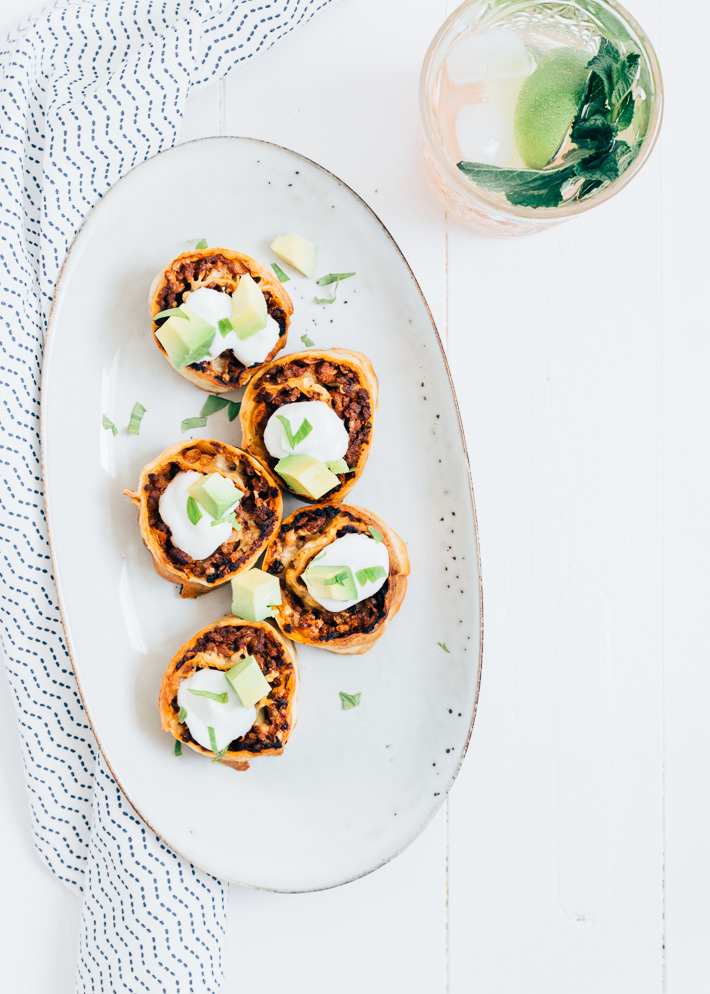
<box><xmin>513</xmin><ymin>48</ymin><xmax>590</xmax><ymax>170</ymax></box>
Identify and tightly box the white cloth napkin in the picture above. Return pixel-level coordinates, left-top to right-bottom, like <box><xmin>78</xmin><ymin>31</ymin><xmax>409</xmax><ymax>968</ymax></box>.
<box><xmin>0</xmin><ymin>1</ymin><xmax>330</xmax><ymax>989</ymax></box>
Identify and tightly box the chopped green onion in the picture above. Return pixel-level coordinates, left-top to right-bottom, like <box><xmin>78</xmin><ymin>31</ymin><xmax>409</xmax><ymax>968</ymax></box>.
<box><xmin>127</xmin><ymin>403</ymin><xmax>146</xmax><ymax>435</ymax></box>
<box><xmin>277</xmin><ymin>415</ymin><xmax>313</xmax><ymax>450</ymax></box>
<box><xmin>153</xmin><ymin>307</ymin><xmax>187</xmax><ymax>322</ymax></box>
<box><xmin>301</xmin><ymin>334</ymin><xmax>315</xmax><ymax>347</ymax></box>
<box><xmin>181</xmin><ymin>416</ymin><xmax>207</xmax><ymax>433</ymax></box>
<box><xmin>200</xmin><ymin>395</ymin><xmax>230</xmax><ymax>418</ymax></box>
<box><xmin>195</xmin><ymin>238</ymin><xmax>208</xmax><ymax>250</ymax></box>
<box><xmin>190</xmin><ymin>689</ymin><xmax>228</xmax><ymax>704</ymax></box>
<box><xmin>102</xmin><ymin>414</ymin><xmax>117</xmax><ymax>436</ymax></box>
<box><xmin>174</xmin><ymin>740</ymin><xmax>182</xmax><ymax>756</ymax></box>
<box><xmin>292</xmin><ymin>418</ymin><xmax>312</xmax><ymax>446</ymax></box>
<box><xmin>186</xmin><ymin>496</ymin><xmax>202</xmax><ymax>525</ymax></box>
<box><xmin>317</xmin><ymin>272</ymin><xmax>355</xmax><ymax>286</ymax></box>
<box><xmin>208</xmin><ymin>725</ymin><xmax>229</xmax><ymax>761</ymax></box>
<box><xmin>325</xmin><ymin>570</ymin><xmax>350</xmax><ymax>586</ymax></box>
<box><xmin>438</xmin><ymin>642</ymin><xmax>450</xmax><ymax>653</ymax></box>
<box><xmin>178</xmin><ymin>706</ymin><xmax>187</xmax><ymax>724</ymax></box>
<box><xmin>227</xmin><ymin>401</ymin><xmax>241</xmax><ymax>422</ymax></box>
<box><xmin>339</xmin><ymin>691</ymin><xmax>361</xmax><ymax>710</ymax></box>
<box><xmin>355</xmin><ymin>565</ymin><xmax>386</xmax><ymax>586</ymax></box>
<box><xmin>211</xmin><ymin>511</ymin><xmax>240</xmax><ymax>530</ymax></box>
<box><xmin>272</xmin><ymin>263</ymin><xmax>290</xmax><ymax>283</ymax></box>
<box><xmin>326</xmin><ymin>459</ymin><xmax>352</xmax><ymax>475</ymax></box>
<box><xmin>218</xmin><ymin>318</ymin><xmax>234</xmax><ymax>338</ymax></box>
<box><xmin>368</xmin><ymin>526</ymin><xmax>384</xmax><ymax>543</ymax></box>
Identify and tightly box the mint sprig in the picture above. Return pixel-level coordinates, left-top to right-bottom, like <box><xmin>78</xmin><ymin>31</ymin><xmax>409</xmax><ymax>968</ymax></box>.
<box><xmin>457</xmin><ymin>39</ymin><xmax>642</xmax><ymax>209</ymax></box>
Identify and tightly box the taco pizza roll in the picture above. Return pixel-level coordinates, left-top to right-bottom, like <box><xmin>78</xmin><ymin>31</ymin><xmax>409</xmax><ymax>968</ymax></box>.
<box><xmin>239</xmin><ymin>349</ymin><xmax>377</xmax><ymax>504</ymax></box>
<box><xmin>149</xmin><ymin>247</ymin><xmax>293</xmax><ymax>391</ymax></box>
<box><xmin>263</xmin><ymin>503</ymin><xmax>409</xmax><ymax>655</ymax></box>
<box><xmin>122</xmin><ymin>439</ymin><xmax>282</xmax><ymax>598</ymax></box>
<box><xmin>159</xmin><ymin>616</ymin><xmax>299</xmax><ymax>771</ymax></box>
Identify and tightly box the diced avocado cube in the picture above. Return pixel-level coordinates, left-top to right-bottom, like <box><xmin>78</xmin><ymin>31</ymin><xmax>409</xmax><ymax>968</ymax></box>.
<box><xmin>231</xmin><ymin>273</ymin><xmax>268</xmax><ymax>341</ymax></box>
<box><xmin>155</xmin><ymin>306</ymin><xmax>215</xmax><ymax>370</ymax></box>
<box><xmin>270</xmin><ymin>233</ymin><xmax>317</xmax><ymax>278</ymax></box>
<box><xmin>275</xmin><ymin>454</ymin><xmax>340</xmax><ymax>499</ymax></box>
<box><xmin>188</xmin><ymin>473</ymin><xmax>243</xmax><ymax>519</ymax></box>
<box><xmin>225</xmin><ymin>655</ymin><xmax>271</xmax><ymax>709</ymax></box>
<box><xmin>231</xmin><ymin>569</ymin><xmax>282</xmax><ymax>622</ymax></box>
<box><xmin>304</xmin><ymin>564</ymin><xmax>357</xmax><ymax>601</ymax></box>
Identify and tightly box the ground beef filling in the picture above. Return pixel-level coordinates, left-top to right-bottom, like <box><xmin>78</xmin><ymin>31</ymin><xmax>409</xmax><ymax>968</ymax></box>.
<box><xmin>171</xmin><ymin>625</ymin><xmax>293</xmax><ymax>752</ymax></box>
<box><xmin>144</xmin><ymin>455</ymin><xmax>278</xmax><ymax>584</ymax></box>
<box><xmin>267</xmin><ymin>506</ymin><xmax>389</xmax><ymax>641</ymax></box>
<box><xmin>253</xmin><ymin>359</ymin><xmax>372</xmax><ymax>471</ymax></box>
<box><xmin>154</xmin><ymin>253</ymin><xmax>288</xmax><ymax>377</ymax></box>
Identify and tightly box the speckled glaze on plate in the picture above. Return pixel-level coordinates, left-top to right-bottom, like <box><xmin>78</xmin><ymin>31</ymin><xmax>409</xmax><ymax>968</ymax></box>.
<box><xmin>42</xmin><ymin>137</ymin><xmax>483</xmax><ymax>892</ymax></box>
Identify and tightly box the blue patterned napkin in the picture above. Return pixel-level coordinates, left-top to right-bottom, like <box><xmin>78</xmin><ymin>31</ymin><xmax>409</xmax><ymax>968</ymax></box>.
<box><xmin>0</xmin><ymin>1</ymin><xmax>330</xmax><ymax>989</ymax></box>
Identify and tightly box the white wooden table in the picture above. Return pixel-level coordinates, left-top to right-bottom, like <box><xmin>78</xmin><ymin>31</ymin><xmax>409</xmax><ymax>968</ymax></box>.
<box><xmin>1</xmin><ymin>0</ymin><xmax>705</xmax><ymax>990</ymax></box>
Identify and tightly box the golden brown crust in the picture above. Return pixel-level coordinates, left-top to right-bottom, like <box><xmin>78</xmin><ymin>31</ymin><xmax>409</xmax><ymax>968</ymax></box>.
<box><xmin>263</xmin><ymin>503</ymin><xmax>409</xmax><ymax>655</ymax></box>
<box><xmin>149</xmin><ymin>248</ymin><xmax>294</xmax><ymax>391</ymax></box>
<box><xmin>239</xmin><ymin>349</ymin><xmax>378</xmax><ymax>504</ymax></box>
<box><xmin>122</xmin><ymin>439</ymin><xmax>282</xmax><ymax>598</ymax></box>
<box><xmin>159</xmin><ymin>616</ymin><xmax>299</xmax><ymax>770</ymax></box>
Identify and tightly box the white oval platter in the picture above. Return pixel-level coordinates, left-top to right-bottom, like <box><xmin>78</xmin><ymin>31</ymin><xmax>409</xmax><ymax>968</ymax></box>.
<box><xmin>42</xmin><ymin>137</ymin><xmax>482</xmax><ymax>892</ymax></box>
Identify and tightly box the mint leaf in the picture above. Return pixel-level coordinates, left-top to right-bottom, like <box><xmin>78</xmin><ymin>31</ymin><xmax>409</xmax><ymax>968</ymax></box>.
<box><xmin>218</xmin><ymin>318</ymin><xmax>233</xmax><ymax>337</ymax></box>
<box><xmin>200</xmin><ymin>395</ymin><xmax>230</xmax><ymax>418</ymax></box>
<box><xmin>178</xmin><ymin>706</ymin><xmax>187</xmax><ymax>723</ymax></box>
<box><xmin>368</xmin><ymin>526</ymin><xmax>384</xmax><ymax>543</ymax></box>
<box><xmin>615</xmin><ymin>91</ymin><xmax>635</xmax><ymax>131</ymax></box>
<box><xmin>457</xmin><ymin>160</ymin><xmax>577</xmax><ymax>209</ymax></box>
<box><xmin>438</xmin><ymin>641</ymin><xmax>450</xmax><ymax>653</ymax></box>
<box><xmin>272</xmin><ymin>263</ymin><xmax>290</xmax><ymax>283</ymax></box>
<box><xmin>174</xmin><ymin>740</ymin><xmax>182</xmax><ymax>756</ymax></box>
<box><xmin>227</xmin><ymin>401</ymin><xmax>241</xmax><ymax>422</ymax></box>
<box><xmin>301</xmin><ymin>334</ymin><xmax>315</xmax><ymax>347</ymax></box>
<box><xmin>195</xmin><ymin>238</ymin><xmax>208</xmax><ymax>250</ymax></box>
<box><xmin>611</xmin><ymin>52</ymin><xmax>640</xmax><ymax>111</ymax></box>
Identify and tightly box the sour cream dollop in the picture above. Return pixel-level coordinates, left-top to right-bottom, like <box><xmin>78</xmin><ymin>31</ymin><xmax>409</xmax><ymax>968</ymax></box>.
<box><xmin>177</xmin><ymin>668</ymin><xmax>256</xmax><ymax>753</ymax></box>
<box><xmin>159</xmin><ymin>470</ymin><xmax>238</xmax><ymax>561</ymax></box>
<box><xmin>305</xmin><ymin>532</ymin><xmax>389</xmax><ymax>612</ymax></box>
<box><xmin>264</xmin><ymin>401</ymin><xmax>349</xmax><ymax>463</ymax></box>
<box><xmin>183</xmin><ymin>286</ymin><xmax>280</xmax><ymax>368</ymax></box>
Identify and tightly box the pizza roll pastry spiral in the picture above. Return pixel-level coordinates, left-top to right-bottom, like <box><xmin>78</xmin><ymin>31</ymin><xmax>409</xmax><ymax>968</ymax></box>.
<box><xmin>150</xmin><ymin>247</ymin><xmax>293</xmax><ymax>391</ymax></box>
<box><xmin>159</xmin><ymin>617</ymin><xmax>299</xmax><ymax>771</ymax></box>
<box><xmin>263</xmin><ymin>503</ymin><xmax>409</xmax><ymax>655</ymax></box>
<box><xmin>239</xmin><ymin>349</ymin><xmax>377</xmax><ymax>504</ymax></box>
<box><xmin>122</xmin><ymin>439</ymin><xmax>282</xmax><ymax>598</ymax></box>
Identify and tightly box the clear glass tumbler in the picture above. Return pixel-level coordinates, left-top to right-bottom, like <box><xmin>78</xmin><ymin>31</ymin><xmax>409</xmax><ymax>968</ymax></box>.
<box><xmin>420</xmin><ymin>0</ymin><xmax>663</xmax><ymax>235</ymax></box>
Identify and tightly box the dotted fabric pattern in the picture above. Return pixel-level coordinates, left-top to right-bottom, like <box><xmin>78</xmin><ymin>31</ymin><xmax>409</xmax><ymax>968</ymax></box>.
<box><xmin>0</xmin><ymin>1</ymin><xmax>330</xmax><ymax>990</ymax></box>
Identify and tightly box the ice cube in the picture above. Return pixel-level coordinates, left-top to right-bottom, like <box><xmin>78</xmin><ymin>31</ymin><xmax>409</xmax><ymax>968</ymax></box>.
<box><xmin>446</xmin><ymin>29</ymin><xmax>533</xmax><ymax>85</ymax></box>
<box><xmin>455</xmin><ymin>101</ymin><xmax>516</xmax><ymax>168</ymax></box>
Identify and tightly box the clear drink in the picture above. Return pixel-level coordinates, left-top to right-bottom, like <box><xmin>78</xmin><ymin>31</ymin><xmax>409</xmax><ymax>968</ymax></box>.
<box><xmin>420</xmin><ymin>0</ymin><xmax>662</xmax><ymax>235</ymax></box>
